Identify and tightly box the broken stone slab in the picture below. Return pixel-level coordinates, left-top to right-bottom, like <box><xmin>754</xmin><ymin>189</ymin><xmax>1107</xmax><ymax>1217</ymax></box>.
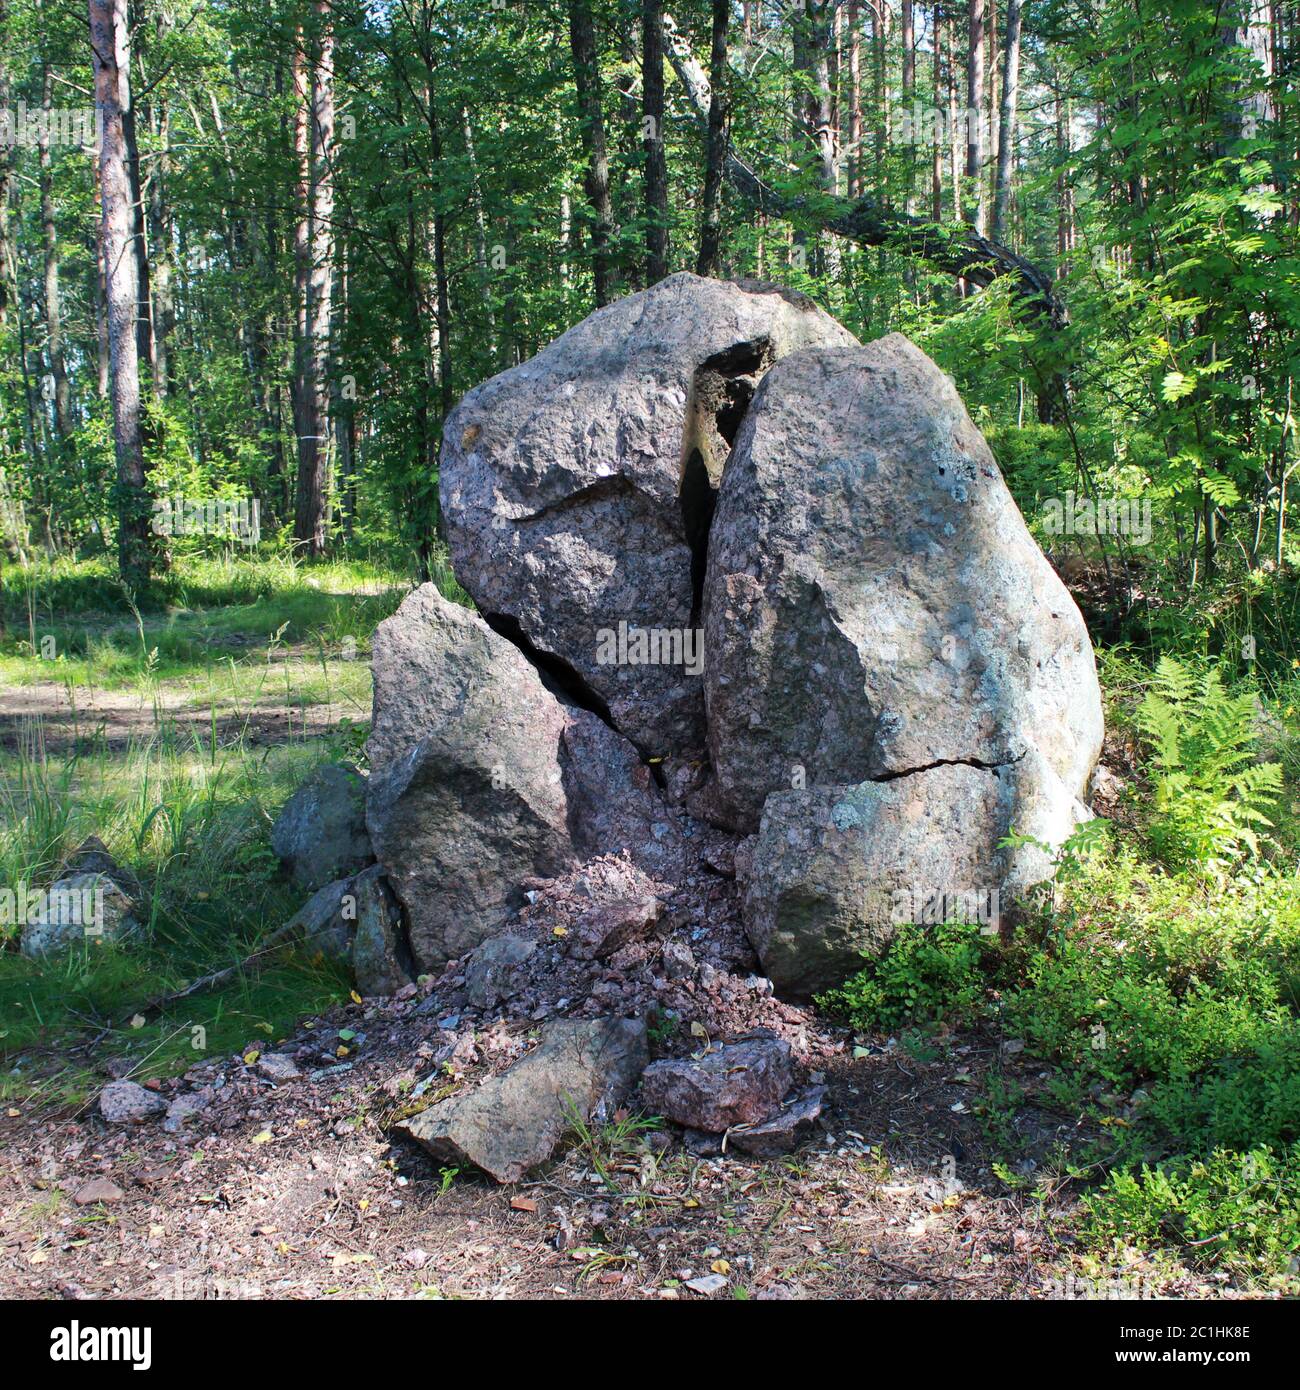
<box><xmin>741</xmin><ymin>752</ymin><xmax>1090</xmax><ymax>998</ymax></box>
<box><xmin>271</xmin><ymin>762</ymin><xmax>373</xmax><ymax>892</ymax></box>
<box><xmin>366</xmin><ymin>586</ymin><xmax>683</xmax><ymax>973</ymax></box>
<box><xmin>98</xmin><ymin>1080</ymin><xmax>167</xmax><ymax>1125</ymax></box>
<box><xmin>396</xmin><ymin>1016</ymin><xmax>649</xmax><ymax>1183</ymax></box>
<box><xmin>74</xmin><ymin>1177</ymin><xmax>124</xmax><ymax>1205</ymax></box>
<box><xmin>727</xmin><ymin>1085</ymin><xmax>825</xmax><ymax>1157</ymax></box>
<box><xmin>464</xmin><ymin>934</ymin><xmax>538</xmax><ymax>1010</ymax></box>
<box><xmin>283</xmin><ymin>877</ymin><xmax>355</xmax><ymax>963</ymax></box>
<box><xmin>640</xmin><ymin>1033</ymin><xmax>794</xmax><ymax>1132</ymax></box>
<box><xmin>256</xmin><ymin>1053</ymin><xmax>302</xmax><ymax>1083</ymax></box>
<box><xmin>439</xmin><ymin>272</ymin><xmax>858</xmax><ymax>761</ymax></box>
<box><xmin>366</xmin><ymin>584</ymin><xmax>577</xmax><ymax>973</ymax></box>
<box><xmin>703</xmin><ymin>335</ymin><xmax>1103</xmax><ymax>832</ymax></box>
<box><xmin>350</xmin><ymin>865</ymin><xmax>415</xmax><ymax>997</ymax></box>
<box><xmin>20</xmin><ymin>872</ymin><xmax>143</xmax><ymax>959</ymax></box>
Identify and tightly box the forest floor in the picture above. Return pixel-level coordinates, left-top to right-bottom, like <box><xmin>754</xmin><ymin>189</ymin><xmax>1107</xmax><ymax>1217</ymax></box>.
<box><xmin>0</xmin><ymin>992</ymin><xmax>1230</xmax><ymax>1302</ymax></box>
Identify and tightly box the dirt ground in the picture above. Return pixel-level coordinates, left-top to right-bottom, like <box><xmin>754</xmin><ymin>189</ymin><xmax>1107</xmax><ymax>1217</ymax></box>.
<box><xmin>0</xmin><ymin>988</ymin><xmax>1228</xmax><ymax>1302</ymax></box>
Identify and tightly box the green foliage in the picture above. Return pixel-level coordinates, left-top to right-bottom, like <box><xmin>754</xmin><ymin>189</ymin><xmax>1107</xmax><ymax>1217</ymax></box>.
<box><xmin>1134</xmin><ymin>656</ymin><xmax>1283</xmax><ymax>873</ymax></box>
<box><xmin>817</xmin><ymin>917</ymin><xmax>994</xmax><ymax>1033</ymax></box>
<box><xmin>1083</xmin><ymin>1145</ymin><xmax>1300</xmax><ymax>1284</ymax></box>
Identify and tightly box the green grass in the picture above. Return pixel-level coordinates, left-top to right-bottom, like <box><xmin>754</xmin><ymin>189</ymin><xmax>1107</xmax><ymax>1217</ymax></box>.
<box><xmin>0</xmin><ymin>549</ymin><xmax>476</xmax><ymax>1102</ymax></box>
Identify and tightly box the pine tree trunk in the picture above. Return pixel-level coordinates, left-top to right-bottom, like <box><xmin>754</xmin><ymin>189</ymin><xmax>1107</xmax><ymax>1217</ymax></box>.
<box><xmin>39</xmin><ymin>66</ymin><xmax>71</xmax><ymax>443</ymax></box>
<box><xmin>697</xmin><ymin>0</ymin><xmax>730</xmax><ymax>275</ymax></box>
<box><xmin>91</xmin><ymin>0</ymin><xmax>153</xmax><ymax>586</ymax></box>
<box><xmin>992</xmin><ymin>0</ymin><xmax>1022</xmax><ymax>242</ymax></box>
<box><xmin>569</xmin><ymin>0</ymin><xmax>619</xmax><ymax>306</ymax></box>
<box><xmin>966</xmin><ymin>0</ymin><xmax>985</xmax><ymax>232</ymax></box>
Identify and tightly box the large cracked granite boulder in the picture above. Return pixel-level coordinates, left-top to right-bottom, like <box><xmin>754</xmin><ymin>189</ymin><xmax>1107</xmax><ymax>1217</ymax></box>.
<box><xmin>396</xmin><ymin>1016</ymin><xmax>649</xmax><ymax>1183</ymax></box>
<box><xmin>366</xmin><ymin>584</ymin><xmax>682</xmax><ymax>972</ymax></box>
<box><xmin>439</xmin><ymin>272</ymin><xmax>858</xmax><ymax>762</ymax></box>
<box><xmin>697</xmin><ymin>337</ymin><xmax>1102</xmax><ymax>993</ymax></box>
<box><xmin>704</xmin><ymin>336</ymin><xmax>1103</xmax><ymax>833</ymax></box>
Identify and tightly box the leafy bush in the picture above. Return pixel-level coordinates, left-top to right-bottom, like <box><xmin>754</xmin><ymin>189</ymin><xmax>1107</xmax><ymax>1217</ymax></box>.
<box><xmin>1083</xmin><ymin>1145</ymin><xmax>1300</xmax><ymax>1283</ymax></box>
<box><xmin>817</xmin><ymin>917</ymin><xmax>994</xmax><ymax>1032</ymax></box>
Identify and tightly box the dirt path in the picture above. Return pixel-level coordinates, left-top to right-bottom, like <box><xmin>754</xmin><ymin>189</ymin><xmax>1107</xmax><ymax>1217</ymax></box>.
<box><xmin>0</xmin><ymin>676</ymin><xmax>358</xmax><ymax>753</ymax></box>
<box><xmin>0</xmin><ymin>990</ymin><xmax>1220</xmax><ymax>1302</ymax></box>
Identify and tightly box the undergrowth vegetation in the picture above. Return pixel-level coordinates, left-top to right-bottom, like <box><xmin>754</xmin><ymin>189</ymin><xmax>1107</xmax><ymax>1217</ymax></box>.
<box><xmin>821</xmin><ymin>654</ymin><xmax>1300</xmax><ymax>1288</ymax></box>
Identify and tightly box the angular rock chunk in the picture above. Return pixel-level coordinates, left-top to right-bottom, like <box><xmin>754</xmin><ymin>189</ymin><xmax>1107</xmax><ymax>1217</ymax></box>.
<box><xmin>640</xmin><ymin>1034</ymin><xmax>794</xmax><ymax>1132</ymax></box>
<box><xmin>464</xmin><ymin>934</ymin><xmax>538</xmax><ymax>1010</ymax></box>
<box><xmin>366</xmin><ymin>585</ymin><xmax>577</xmax><ymax>972</ymax></box>
<box><xmin>728</xmin><ymin>1085</ymin><xmax>825</xmax><ymax>1157</ymax></box>
<box><xmin>350</xmin><ymin>865</ymin><xmax>415</xmax><ymax>996</ymax></box>
<box><xmin>703</xmin><ymin>335</ymin><xmax>1103</xmax><ymax>831</ymax></box>
<box><xmin>741</xmin><ymin>753</ymin><xmax>1089</xmax><ymax>998</ymax></box>
<box><xmin>439</xmin><ymin>272</ymin><xmax>858</xmax><ymax>760</ymax></box>
<box><xmin>271</xmin><ymin>762</ymin><xmax>372</xmax><ymax>892</ymax></box>
<box><xmin>98</xmin><ymin>1080</ymin><xmax>167</xmax><ymax>1125</ymax></box>
<box><xmin>366</xmin><ymin>585</ymin><xmax>683</xmax><ymax>973</ymax></box>
<box><xmin>396</xmin><ymin>1016</ymin><xmax>649</xmax><ymax>1183</ymax></box>
<box><xmin>283</xmin><ymin>877</ymin><xmax>355</xmax><ymax>963</ymax></box>
<box><xmin>20</xmin><ymin>871</ymin><xmax>141</xmax><ymax>959</ymax></box>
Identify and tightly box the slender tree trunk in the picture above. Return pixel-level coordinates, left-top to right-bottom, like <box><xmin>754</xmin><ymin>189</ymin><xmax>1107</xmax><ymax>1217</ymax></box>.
<box><xmin>39</xmin><ymin>66</ymin><xmax>71</xmax><ymax>442</ymax></box>
<box><xmin>643</xmin><ymin>0</ymin><xmax>669</xmax><ymax>282</ymax></box>
<box><xmin>948</xmin><ymin>14</ymin><xmax>963</xmax><ymax>221</ymax></box>
<box><xmin>902</xmin><ymin>0</ymin><xmax>916</xmax><ymax>214</ymax></box>
<box><xmin>90</xmin><ymin>0</ymin><xmax>152</xmax><ymax>586</ymax></box>
<box><xmin>966</xmin><ymin>0</ymin><xmax>985</xmax><ymax>232</ymax></box>
<box><xmin>697</xmin><ymin>0</ymin><xmax>731</xmax><ymax>275</ymax></box>
<box><xmin>992</xmin><ymin>0</ymin><xmax>1022</xmax><ymax>242</ymax></box>
<box><xmin>848</xmin><ymin>0</ymin><xmax>862</xmax><ymax>199</ymax></box>
<box><xmin>569</xmin><ymin>0</ymin><xmax>619</xmax><ymax>306</ymax></box>
<box><xmin>292</xmin><ymin>7</ymin><xmax>335</xmax><ymax>557</ymax></box>
<box><xmin>932</xmin><ymin>3</ymin><xmax>945</xmax><ymax>218</ymax></box>
<box><xmin>148</xmin><ymin>10</ymin><xmax>174</xmax><ymax>400</ymax></box>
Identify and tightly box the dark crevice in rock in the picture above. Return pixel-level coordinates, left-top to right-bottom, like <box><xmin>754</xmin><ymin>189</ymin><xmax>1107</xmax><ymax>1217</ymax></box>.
<box><xmin>481</xmin><ymin>609</ymin><xmax>618</xmax><ymax>733</ymax></box>
<box><xmin>868</xmin><ymin>751</ymin><xmax>1025</xmax><ymax>783</ymax></box>
<box><xmin>680</xmin><ymin>337</ymin><xmax>775</xmax><ymax>628</ymax></box>
<box><xmin>680</xmin><ymin>448</ymin><xmax>715</xmax><ymax>629</ymax></box>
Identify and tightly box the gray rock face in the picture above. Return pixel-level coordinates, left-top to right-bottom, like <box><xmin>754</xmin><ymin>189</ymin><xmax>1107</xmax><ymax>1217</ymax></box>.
<box><xmin>640</xmin><ymin>1034</ymin><xmax>794</xmax><ymax>1132</ymax></box>
<box><xmin>396</xmin><ymin>1016</ymin><xmax>649</xmax><ymax>1183</ymax></box>
<box><xmin>366</xmin><ymin>585</ymin><xmax>577</xmax><ymax>972</ymax></box>
<box><xmin>366</xmin><ymin>585</ymin><xmax>684</xmax><ymax>973</ymax></box>
<box><xmin>742</xmin><ymin>751</ymin><xmax>1090</xmax><ymax>998</ymax></box>
<box><xmin>283</xmin><ymin>877</ymin><xmax>355</xmax><ymax>963</ymax></box>
<box><xmin>271</xmin><ymin>763</ymin><xmax>373</xmax><ymax>892</ymax></box>
<box><xmin>350</xmin><ymin>865</ymin><xmax>415</xmax><ymax>997</ymax></box>
<box><xmin>703</xmin><ymin>336</ymin><xmax>1103</xmax><ymax>832</ymax></box>
<box><xmin>98</xmin><ymin>1080</ymin><xmax>167</xmax><ymax>1124</ymax></box>
<box><xmin>439</xmin><ymin>272</ymin><xmax>858</xmax><ymax>760</ymax></box>
<box><xmin>20</xmin><ymin>871</ymin><xmax>141</xmax><ymax>959</ymax></box>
